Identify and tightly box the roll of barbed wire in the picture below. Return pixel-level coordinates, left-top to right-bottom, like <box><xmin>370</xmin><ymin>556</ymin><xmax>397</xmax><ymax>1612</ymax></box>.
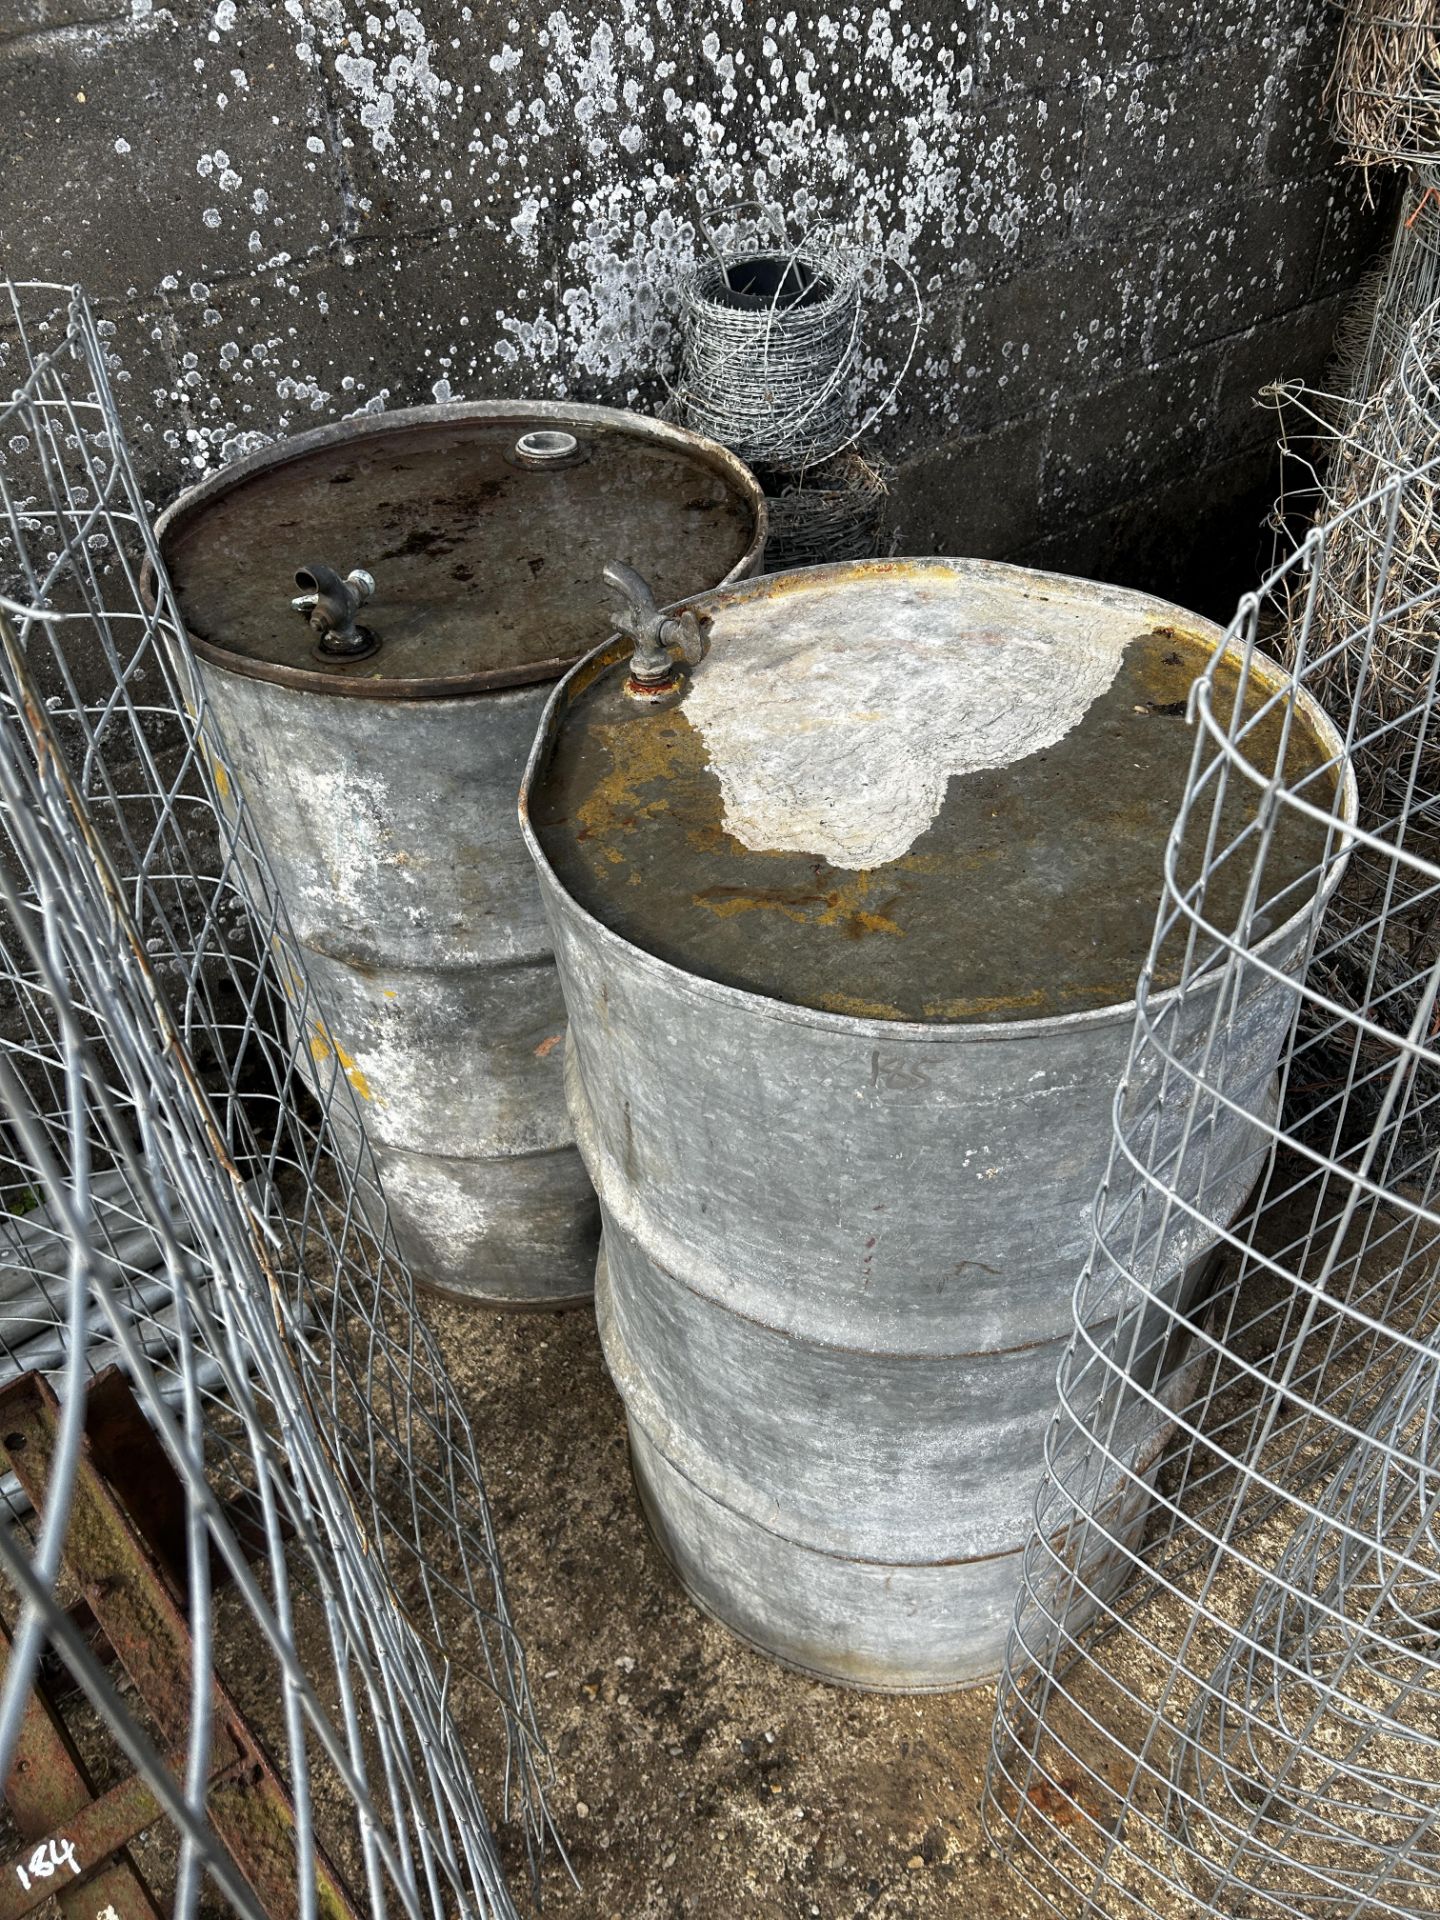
<box><xmin>760</xmin><ymin>446</ymin><xmax>890</xmax><ymax>571</ymax></box>
<box><xmin>672</xmin><ymin>240</ymin><xmax>866</xmax><ymax>469</ymax></box>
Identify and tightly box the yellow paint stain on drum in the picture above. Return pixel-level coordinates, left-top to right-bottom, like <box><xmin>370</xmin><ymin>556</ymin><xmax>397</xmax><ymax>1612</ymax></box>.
<box><xmin>309</xmin><ymin>1023</ymin><xmax>375</xmax><ymax>1103</ymax></box>
<box><xmin>817</xmin><ymin>990</ymin><xmax>906</xmax><ymax>1020</ymax></box>
<box><xmin>269</xmin><ymin>940</ymin><xmax>308</xmax><ymax>1008</ymax></box>
<box><xmin>922</xmin><ymin>988</ymin><xmax>1053</xmax><ymax>1021</ymax></box>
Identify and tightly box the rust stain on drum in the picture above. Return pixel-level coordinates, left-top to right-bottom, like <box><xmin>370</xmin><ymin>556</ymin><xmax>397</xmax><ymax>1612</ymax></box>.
<box><xmin>532</xmin><ymin>622</ymin><xmax>1337</xmax><ymax>1025</ymax></box>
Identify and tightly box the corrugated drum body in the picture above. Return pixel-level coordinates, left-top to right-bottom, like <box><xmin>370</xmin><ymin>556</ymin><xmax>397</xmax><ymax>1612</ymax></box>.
<box><xmin>156</xmin><ymin>402</ymin><xmax>764</xmax><ymax>1305</ymax></box>
<box><xmin>550</xmin><ymin>887</ymin><xmax>1301</xmax><ymax>1687</ymax></box>
<box><xmin>522</xmin><ymin>558</ymin><xmax>1354</xmax><ymax>1687</ymax></box>
<box><xmin>204</xmin><ymin>670</ymin><xmax>595</xmax><ymax>1300</ymax></box>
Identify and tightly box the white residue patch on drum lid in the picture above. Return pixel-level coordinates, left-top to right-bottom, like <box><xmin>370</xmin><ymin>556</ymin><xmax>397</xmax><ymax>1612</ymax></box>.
<box><xmin>682</xmin><ymin>577</ymin><xmax>1137</xmax><ymax>870</ymax></box>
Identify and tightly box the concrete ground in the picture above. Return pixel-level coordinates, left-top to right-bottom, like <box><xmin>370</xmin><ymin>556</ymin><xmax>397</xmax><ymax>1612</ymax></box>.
<box><xmin>425</xmin><ymin>1297</ymin><xmax>1046</xmax><ymax>1920</ymax></box>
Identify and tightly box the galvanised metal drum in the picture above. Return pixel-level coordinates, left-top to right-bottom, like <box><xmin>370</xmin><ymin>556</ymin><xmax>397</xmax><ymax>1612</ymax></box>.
<box><xmin>520</xmin><ymin>556</ymin><xmax>1354</xmax><ymax>1688</ymax></box>
<box><xmin>153</xmin><ymin>403</ymin><xmax>765</xmax><ymax>1306</ymax></box>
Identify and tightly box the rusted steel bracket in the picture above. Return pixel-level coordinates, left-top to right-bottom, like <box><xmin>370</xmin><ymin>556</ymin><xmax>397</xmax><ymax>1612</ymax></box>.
<box><xmin>0</xmin><ymin>1372</ymin><xmax>360</xmax><ymax>1920</ymax></box>
<box><xmin>0</xmin><ymin>1611</ymin><xmax>165</xmax><ymax>1920</ymax></box>
<box><xmin>80</xmin><ymin>1366</ymin><xmax>282</xmax><ymax>1597</ymax></box>
<box><xmin>35</xmin><ymin>1367</ymin><xmax>288</xmax><ymax>1707</ymax></box>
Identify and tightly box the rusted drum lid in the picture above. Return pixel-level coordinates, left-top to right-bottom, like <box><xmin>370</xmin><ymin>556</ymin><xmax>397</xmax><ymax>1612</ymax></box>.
<box><xmin>154</xmin><ymin>403</ymin><xmax>765</xmax><ymax>699</ymax></box>
<box><xmin>528</xmin><ymin>559</ymin><xmax>1342</xmax><ymax>1026</ymax></box>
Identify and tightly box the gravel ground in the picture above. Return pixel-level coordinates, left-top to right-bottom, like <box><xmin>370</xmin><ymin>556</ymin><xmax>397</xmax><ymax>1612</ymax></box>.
<box><xmin>424</xmin><ymin>1297</ymin><xmax>1042</xmax><ymax>1920</ymax></box>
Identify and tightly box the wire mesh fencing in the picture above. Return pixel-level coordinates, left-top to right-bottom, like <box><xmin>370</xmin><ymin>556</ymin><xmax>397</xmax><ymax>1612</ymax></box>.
<box><xmin>1308</xmin><ymin>302</ymin><xmax>1440</xmax><ymax>772</ymax></box>
<box><xmin>0</xmin><ymin>280</ymin><xmax>559</xmax><ymax>1917</ymax></box>
<box><xmin>1342</xmin><ymin>170</ymin><xmax>1440</xmax><ymax>409</ymax></box>
<box><xmin>984</xmin><ymin>420</ymin><xmax>1440</xmax><ymax>1914</ymax></box>
<box><xmin>1276</xmin><ymin>304</ymin><xmax>1440</xmax><ymax>1164</ymax></box>
<box><xmin>1273</xmin><ymin>181</ymin><xmax>1436</xmax><ymax>516</ymax></box>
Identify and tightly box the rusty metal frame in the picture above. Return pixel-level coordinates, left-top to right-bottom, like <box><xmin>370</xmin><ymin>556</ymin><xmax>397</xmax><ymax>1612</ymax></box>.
<box><xmin>0</xmin><ymin>1372</ymin><xmax>360</xmax><ymax>1920</ymax></box>
<box><xmin>0</xmin><ymin>1612</ymin><xmax>164</xmax><ymax>1920</ymax></box>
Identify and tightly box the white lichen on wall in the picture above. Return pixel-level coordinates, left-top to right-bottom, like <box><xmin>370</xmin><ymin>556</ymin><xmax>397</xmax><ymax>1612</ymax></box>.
<box><xmin>294</xmin><ymin>0</ymin><xmax>452</xmax><ymax>148</ymax></box>
<box><xmin>70</xmin><ymin>0</ymin><xmax>1317</xmax><ymax>501</ymax></box>
<box><xmin>146</xmin><ymin>0</ymin><xmax>1142</xmax><ymax>468</ymax></box>
<box><xmin>316</xmin><ymin>0</ymin><xmax>1051</xmax><ymax>383</ymax></box>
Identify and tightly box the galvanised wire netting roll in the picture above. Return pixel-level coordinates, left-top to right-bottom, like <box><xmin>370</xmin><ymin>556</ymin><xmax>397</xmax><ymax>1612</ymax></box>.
<box><xmin>0</xmin><ymin>281</ymin><xmax>559</xmax><ymax>1919</ymax></box>
<box><xmin>984</xmin><ymin>428</ymin><xmax>1440</xmax><ymax>1916</ymax></box>
<box><xmin>1308</xmin><ymin>305</ymin><xmax>1440</xmax><ymax>786</ymax></box>
<box><xmin>1288</xmin><ymin>304</ymin><xmax>1440</xmax><ymax>1153</ymax></box>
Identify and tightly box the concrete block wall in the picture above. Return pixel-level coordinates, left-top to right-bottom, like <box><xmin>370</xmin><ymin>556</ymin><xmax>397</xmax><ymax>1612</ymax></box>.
<box><xmin>2</xmin><ymin>0</ymin><xmax>1385</xmax><ymax>622</ymax></box>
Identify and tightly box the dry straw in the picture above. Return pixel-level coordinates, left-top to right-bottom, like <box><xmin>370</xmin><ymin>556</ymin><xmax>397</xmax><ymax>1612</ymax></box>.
<box><xmin>1330</xmin><ymin>0</ymin><xmax>1440</xmax><ymax>173</ymax></box>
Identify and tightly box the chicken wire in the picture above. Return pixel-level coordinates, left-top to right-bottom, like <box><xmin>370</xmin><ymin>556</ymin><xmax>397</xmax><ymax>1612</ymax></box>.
<box><xmin>0</xmin><ymin>280</ymin><xmax>558</xmax><ymax>1917</ymax></box>
<box><xmin>984</xmin><ymin>434</ymin><xmax>1440</xmax><ymax>1917</ymax></box>
<box><xmin>1275</xmin><ymin>303</ymin><xmax>1440</xmax><ymax>1159</ymax></box>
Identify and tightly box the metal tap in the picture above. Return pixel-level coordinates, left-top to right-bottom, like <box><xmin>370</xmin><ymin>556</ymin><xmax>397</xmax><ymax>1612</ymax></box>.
<box><xmin>604</xmin><ymin>562</ymin><xmax>706</xmax><ymax>708</ymax></box>
<box><xmin>292</xmin><ymin>563</ymin><xmax>378</xmax><ymax>660</ymax></box>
